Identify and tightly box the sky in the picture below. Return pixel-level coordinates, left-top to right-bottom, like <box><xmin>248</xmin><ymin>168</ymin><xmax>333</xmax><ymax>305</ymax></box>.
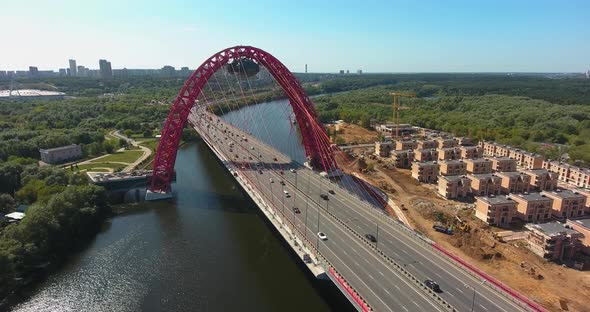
<box><xmin>1</xmin><ymin>0</ymin><xmax>589</xmax><ymax>73</ymax></box>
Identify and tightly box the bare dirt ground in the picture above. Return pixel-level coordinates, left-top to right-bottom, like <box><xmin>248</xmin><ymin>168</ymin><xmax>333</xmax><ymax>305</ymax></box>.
<box><xmin>359</xmin><ymin>163</ymin><xmax>590</xmax><ymax>312</ymax></box>
<box><xmin>327</xmin><ymin>123</ymin><xmax>379</xmax><ymax>144</ymax></box>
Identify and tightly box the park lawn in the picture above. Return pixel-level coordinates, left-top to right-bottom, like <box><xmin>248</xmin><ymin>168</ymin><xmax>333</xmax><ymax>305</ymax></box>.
<box><xmin>91</xmin><ymin>150</ymin><xmax>143</xmax><ymax>164</ymax></box>
<box><xmin>75</xmin><ymin>163</ymin><xmax>126</xmax><ymax>172</ymax></box>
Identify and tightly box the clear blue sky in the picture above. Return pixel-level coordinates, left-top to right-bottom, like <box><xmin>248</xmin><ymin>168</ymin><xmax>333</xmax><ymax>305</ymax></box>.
<box><xmin>1</xmin><ymin>0</ymin><xmax>589</xmax><ymax>72</ymax></box>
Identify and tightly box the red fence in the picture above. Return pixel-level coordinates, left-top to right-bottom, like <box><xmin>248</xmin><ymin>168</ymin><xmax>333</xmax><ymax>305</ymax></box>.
<box><xmin>329</xmin><ymin>267</ymin><xmax>372</xmax><ymax>312</ymax></box>
<box><xmin>431</xmin><ymin>243</ymin><xmax>545</xmax><ymax>312</ymax></box>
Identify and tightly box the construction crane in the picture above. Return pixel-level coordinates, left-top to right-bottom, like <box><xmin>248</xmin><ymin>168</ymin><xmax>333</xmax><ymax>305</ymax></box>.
<box><xmin>390</xmin><ymin>92</ymin><xmax>416</xmax><ymax>138</ymax></box>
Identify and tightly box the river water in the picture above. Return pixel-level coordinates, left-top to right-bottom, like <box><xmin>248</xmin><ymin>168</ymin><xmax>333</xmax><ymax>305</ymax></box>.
<box><xmin>10</xmin><ymin>99</ymin><xmax>353</xmax><ymax>312</ymax></box>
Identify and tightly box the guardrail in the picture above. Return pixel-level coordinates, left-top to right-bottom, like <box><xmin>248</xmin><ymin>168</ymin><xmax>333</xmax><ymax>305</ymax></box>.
<box><xmin>431</xmin><ymin>243</ymin><xmax>545</xmax><ymax>312</ymax></box>
<box><xmin>329</xmin><ymin>267</ymin><xmax>372</xmax><ymax>312</ymax></box>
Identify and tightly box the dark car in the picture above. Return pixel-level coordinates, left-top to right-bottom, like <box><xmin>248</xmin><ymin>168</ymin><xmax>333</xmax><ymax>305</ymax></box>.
<box><xmin>292</xmin><ymin>207</ymin><xmax>301</xmax><ymax>214</ymax></box>
<box><xmin>273</xmin><ymin>157</ymin><xmax>278</xmax><ymax>161</ymax></box>
<box><xmin>328</xmin><ymin>190</ymin><xmax>335</xmax><ymax>195</ymax></box>
<box><xmin>365</xmin><ymin>234</ymin><xmax>377</xmax><ymax>242</ymax></box>
<box><xmin>303</xmin><ymin>254</ymin><xmax>312</xmax><ymax>264</ymax></box>
<box><xmin>424</xmin><ymin>280</ymin><xmax>441</xmax><ymax>292</ymax></box>
<box><xmin>320</xmin><ymin>194</ymin><xmax>329</xmax><ymax>200</ymax></box>
<box><xmin>258</xmin><ymin>170</ymin><xmax>263</xmax><ymax>174</ymax></box>
<box><xmin>280</xmin><ymin>181</ymin><xmax>285</xmax><ymax>186</ymax></box>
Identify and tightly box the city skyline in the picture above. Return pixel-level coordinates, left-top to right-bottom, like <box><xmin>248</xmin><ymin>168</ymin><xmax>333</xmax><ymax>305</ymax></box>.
<box><xmin>1</xmin><ymin>0</ymin><xmax>589</xmax><ymax>72</ymax></box>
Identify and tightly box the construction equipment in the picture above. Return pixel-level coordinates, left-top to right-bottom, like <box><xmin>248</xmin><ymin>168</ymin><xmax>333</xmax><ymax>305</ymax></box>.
<box><xmin>390</xmin><ymin>92</ymin><xmax>416</xmax><ymax>138</ymax></box>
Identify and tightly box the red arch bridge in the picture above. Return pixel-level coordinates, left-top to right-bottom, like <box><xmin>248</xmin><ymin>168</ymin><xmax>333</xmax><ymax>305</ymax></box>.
<box><xmin>146</xmin><ymin>46</ymin><xmax>542</xmax><ymax>312</ymax></box>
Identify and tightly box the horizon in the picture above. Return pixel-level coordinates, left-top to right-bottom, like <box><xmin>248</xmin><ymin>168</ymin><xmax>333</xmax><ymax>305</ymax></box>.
<box><xmin>1</xmin><ymin>0</ymin><xmax>589</xmax><ymax>72</ymax></box>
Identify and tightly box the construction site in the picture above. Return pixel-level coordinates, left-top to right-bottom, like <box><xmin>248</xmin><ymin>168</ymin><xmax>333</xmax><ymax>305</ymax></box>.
<box><xmin>330</xmin><ymin>92</ymin><xmax>590</xmax><ymax>312</ymax></box>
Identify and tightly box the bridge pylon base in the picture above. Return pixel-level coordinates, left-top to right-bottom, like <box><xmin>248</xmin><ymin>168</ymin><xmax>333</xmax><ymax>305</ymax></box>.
<box><xmin>145</xmin><ymin>190</ymin><xmax>173</xmax><ymax>201</ymax></box>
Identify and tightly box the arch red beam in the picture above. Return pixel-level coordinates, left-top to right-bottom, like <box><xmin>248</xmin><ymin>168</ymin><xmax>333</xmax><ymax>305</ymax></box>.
<box><xmin>151</xmin><ymin>46</ymin><xmax>336</xmax><ymax>192</ymax></box>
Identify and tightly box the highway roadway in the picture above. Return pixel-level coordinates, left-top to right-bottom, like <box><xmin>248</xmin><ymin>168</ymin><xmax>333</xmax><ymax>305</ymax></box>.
<box><xmin>188</xmin><ymin>108</ymin><xmax>530</xmax><ymax>312</ymax></box>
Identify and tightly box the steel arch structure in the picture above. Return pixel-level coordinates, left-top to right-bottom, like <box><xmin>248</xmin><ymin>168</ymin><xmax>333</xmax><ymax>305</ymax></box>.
<box><xmin>150</xmin><ymin>46</ymin><xmax>337</xmax><ymax>193</ymax></box>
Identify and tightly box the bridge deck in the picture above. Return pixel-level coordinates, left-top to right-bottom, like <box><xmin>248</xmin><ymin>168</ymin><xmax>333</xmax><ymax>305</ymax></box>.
<box><xmin>188</xmin><ymin>108</ymin><xmax>530</xmax><ymax>312</ymax></box>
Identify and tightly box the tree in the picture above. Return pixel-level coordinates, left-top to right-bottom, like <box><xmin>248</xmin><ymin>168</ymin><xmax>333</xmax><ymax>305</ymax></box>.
<box><xmin>0</xmin><ymin>194</ymin><xmax>15</xmax><ymax>214</ymax></box>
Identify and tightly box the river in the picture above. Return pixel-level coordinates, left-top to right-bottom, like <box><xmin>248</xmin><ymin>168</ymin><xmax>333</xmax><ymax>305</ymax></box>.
<box><xmin>9</xmin><ymin>99</ymin><xmax>353</xmax><ymax>312</ymax></box>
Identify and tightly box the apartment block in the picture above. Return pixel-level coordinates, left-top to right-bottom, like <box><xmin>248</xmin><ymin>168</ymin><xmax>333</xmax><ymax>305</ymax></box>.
<box><xmin>510</xmin><ymin>193</ymin><xmax>553</xmax><ymax>223</ymax></box>
<box><xmin>414</xmin><ymin>148</ymin><xmax>438</xmax><ymax>162</ymax></box>
<box><xmin>479</xmin><ymin>141</ymin><xmax>496</xmax><ymax>156</ymax></box>
<box><xmin>411</xmin><ymin>161</ymin><xmax>440</xmax><ymax>183</ymax></box>
<box><xmin>396</xmin><ymin>140</ymin><xmax>417</xmax><ymax>151</ymax></box>
<box><xmin>437</xmin><ymin>138</ymin><xmax>459</xmax><ymax>149</ymax></box>
<box><xmin>525</xmin><ymin>222</ymin><xmax>582</xmax><ymax>261</ymax></box>
<box><xmin>474</xmin><ymin>196</ymin><xmax>517</xmax><ymax>228</ymax></box>
<box><xmin>542</xmin><ymin>190</ymin><xmax>587</xmax><ymax>220</ymax></box>
<box><xmin>521</xmin><ymin>152</ymin><xmax>544</xmax><ymax>170</ymax></box>
<box><xmin>495</xmin><ymin>171</ymin><xmax>531</xmax><ymax>194</ymax></box>
<box><xmin>494</xmin><ymin>144</ymin><xmax>512</xmax><ymax>158</ymax></box>
<box><xmin>416</xmin><ymin>139</ymin><xmax>437</xmax><ymax>150</ymax></box>
<box><xmin>391</xmin><ymin>150</ymin><xmax>414</xmax><ymax>169</ymax></box>
<box><xmin>437</xmin><ymin>147</ymin><xmax>461</xmax><ymax>161</ymax></box>
<box><xmin>568</xmin><ymin>167</ymin><xmax>590</xmax><ymax>188</ymax></box>
<box><xmin>566</xmin><ymin>218</ymin><xmax>590</xmax><ymax>256</ymax></box>
<box><xmin>375</xmin><ymin>141</ymin><xmax>394</xmax><ymax>157</ymax></box>
<box><xmin>438</xmin><ymin>175</ymin><xmax>471</xmax><ymax>199</ymax></box>
<box><xmin>490</xmin><ymin>157</ymin><xmax>517</xmax><ymax>172</ymax></box>
<box><xmin>543</xmin><ymin>160</ymin><xmax>571</xmax><ymax>183</ymax></box>
<box><xmin>464</xmin><ymin>158</ymin><xmax>492</xmax><ymax>174</ymax></box>
<box><xmin>439</xmin><ymin>160</ymin><xmax>467</xmax><ymax>176</ymax></box>
<box><xmin>459</xmin><ymin>146</ymin><xmax>483</xmax><ymax>159</ymax></box>
<box><xmin>569</xmin><ymin>188</ymin><xmax>590</xmax><ymax>209</ymax></box>
<box><xmin>467</xmin><ymin>174</ymin><xmax>502</xmax><ymax>196</ymax></box>
<box><xmin>523</xmin><ymin>169</ymin><xmax>558</xmax><ymax>191</ymax></box>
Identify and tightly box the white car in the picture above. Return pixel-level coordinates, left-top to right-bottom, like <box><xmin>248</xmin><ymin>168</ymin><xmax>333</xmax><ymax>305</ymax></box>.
<box><xmin>290</xmin><ymin>169</ymin><xmax>296</xmax><ymax>173</ymax></box>
<box><xmin>270</xmin><ymin>178</ymin><xmax>274</xmax><ymax>183</ymax></box>
<box><xmin>317</xmin><ymin>232</ymin><xmax>327</xmax><ymax>241</ymax></box>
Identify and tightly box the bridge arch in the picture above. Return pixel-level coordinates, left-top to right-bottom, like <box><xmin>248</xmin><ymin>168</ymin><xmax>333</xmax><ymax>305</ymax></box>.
<box><xmin>151</xmin><ymin>45</ymin><xmax>336</xmax><ymax>192</ymax></box>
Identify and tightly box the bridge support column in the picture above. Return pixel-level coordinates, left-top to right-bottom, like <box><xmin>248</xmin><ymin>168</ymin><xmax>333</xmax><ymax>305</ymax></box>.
<box><xmin>145</xmin><ymin>189</ymin><xmax>173</xmax><ymax>201</ymax></box>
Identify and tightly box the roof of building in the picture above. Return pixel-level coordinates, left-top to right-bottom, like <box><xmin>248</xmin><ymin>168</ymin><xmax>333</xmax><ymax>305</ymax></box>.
<box><xmin>570</xmin><ymin>218</ymin><xmax>590</xmax><ymax>230</ymax></box>
<box><xmin>509</xmin><ymin>192</ymin><xmax>551</xmax><ymax>202</ymax></box>
<box><xmin>39</xmin><ymin>144</ymin><xmax>80</xmax><ymax>153</ymax></box>
<box><xmin>526</xmin><ymin>222</ymin><xmax>580</xmax><ymax>237</ymax></box>
<box><xmin>489</xmin><ymin>156</ymin><xmax>515</xmax><ymax>161</ymax></box>
<box><xmin>391</xmin><ymin>149</ymin><xmax>414</xmax><ymax>155</ymax></box>
<box><xmin>464</xmin><ymin>158</ymin><xmax>491</xmax><ymax>163</ymax></box>
<box><xmin>439</xmin><ymin>160</ymin><xmax>465</xmax><ymax>165</ymax></box>
<box><xmin>5</xmin><ymin>212</ymin><xmax>25</xmax><ymax>220</ymax></box>
<box><xmin>0</xmin><ymin>89</ymin><xmax>65</xmax><ymax>97</ymax></box>
<box><xmin>541</xmin><ymin>189</ymin><xmax>587</xmax><ymax>200</ymax></box>
<box><xmin>414</xmin><ymin>161</ymin><xmax>439</xmax><ymax>166</ymax></box>
<box><xmin>439</xmin><ymin>175</ymin><xmax>470</xmax><ymax>182</ymax></box>
<box><xmin>495</xmin><ymin>171</ymin><xmax>527</xmax><ymax>178</ymax></box>
<box><xmin>523</xmin><ymin>169</ymin><xmax>551</xmax><ymax>175</ymax></box>
<box><xmin>476</xmin><ymin>195</ymin><xmax>515</xmax><ymax>205</ymax></box>
<box><xmin>468</xmin><ymin>173</ymin><xmax>499</xmax><ymax>179</ymax></box>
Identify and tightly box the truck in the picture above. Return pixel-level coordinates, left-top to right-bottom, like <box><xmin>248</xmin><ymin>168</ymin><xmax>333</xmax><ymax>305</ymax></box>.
<box><xmin>433</xmin><ymin>222</ymin><xmax>453</xmax><ymax>235</ymax></box>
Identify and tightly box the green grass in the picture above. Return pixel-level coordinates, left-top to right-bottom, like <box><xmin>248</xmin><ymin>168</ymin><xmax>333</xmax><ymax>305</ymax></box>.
<box><xmin>91</xmin><ymin>150</ymin><xmax>143</xmax><ymax>164</ymax></box>
<box><xmin>75</xmin><ymin>163</ymin><xmax>126</xmax><ymax>172</ymax></box>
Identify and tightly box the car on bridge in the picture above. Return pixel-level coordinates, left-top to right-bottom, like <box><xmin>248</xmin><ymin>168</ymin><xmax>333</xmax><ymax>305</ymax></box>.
<box><xmin>280</xmin><ymin>180</ymin><xmax>285</xmax><ymax>185</ymax></box>
<box><xmin>328</xmin><ymin>190</ymin><xmax>335</xmax><ymax>195</ymax></box>
<box><xmin>292</xmin><ymin>207</ymin><xmax>301</xmax><ymax>214</ymax></box>
<box><xmin>269</xmin><ymin>178</ymin><xmax>274</xmax><ymax>183</ymax></box>
<box><xmin>290</xmin><ymin>169</ymin><xmax>296</xmax><ymax>173</ymax></box>
<box><xmin>258</xmin><ymin>170</ymin><xmax>263</xmax><ymax>174</ymax></box>
<box><xmin>365</xmin><ymin>234</ymin><xmax>377</xmax><ymax>242</ymax></box>
<box><xmin>320</xmin><ymin>194</ymin><xmax>329</xmax><ymax>200</ymax></box>
<box><xmin>424</xmin><ymin>280</ymin><xmax>441</xmax><ymax>292</ymax></box>
<box><xmin>317</xmin><ymin>232</ymin><xmax>327</xmax><ymax>240</ymax></box>
<box><xmin>283</xmin><ymin>190</ymin><xmax>290</xmax><ymax>197</ymax></box>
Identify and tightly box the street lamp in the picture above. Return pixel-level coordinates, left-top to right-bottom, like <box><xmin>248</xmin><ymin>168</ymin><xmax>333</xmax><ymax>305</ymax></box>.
<box><xmin>465</xmin><ymin>280</ymin><xmax>487</xmax><ymax>312</ymax></box>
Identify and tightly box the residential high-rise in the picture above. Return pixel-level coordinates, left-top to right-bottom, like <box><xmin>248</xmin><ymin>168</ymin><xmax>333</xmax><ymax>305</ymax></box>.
<box><xmin>305</xmin><ymin>64</ymin><xmax>307</xmax><ymax>73</ymax></box>
<box><xmin>99</xmin><ymin>59</ymin><xmax>113</xmax><ymax>79</ymax></box>
<box><xmin>28</xmin><ymin>66</ymin><xmax>39</xmax><ymax>78</ymax></box>
<box><xmin>69</xmin><ymin>59</ymin><xmax>77</xmax><ymax>76</ymax></box>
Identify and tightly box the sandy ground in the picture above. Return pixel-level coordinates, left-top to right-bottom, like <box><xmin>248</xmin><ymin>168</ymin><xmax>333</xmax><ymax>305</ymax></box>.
<box><xmin>364</xmin><ymin>165</ymin><xmax>590</xmax><ymax>312</ymax></box>
<box><xmin>328</xmin><ymin>124</ymin><xmax>590</xmax><ymax>311</ymax></box>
